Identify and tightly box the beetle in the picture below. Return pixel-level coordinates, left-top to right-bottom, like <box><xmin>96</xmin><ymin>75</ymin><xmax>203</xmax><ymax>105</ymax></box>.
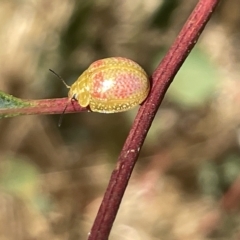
<box><xmin>50</xmin><ymin>57</ymin><xmax>150</xmax><ymax>125</ymax></box>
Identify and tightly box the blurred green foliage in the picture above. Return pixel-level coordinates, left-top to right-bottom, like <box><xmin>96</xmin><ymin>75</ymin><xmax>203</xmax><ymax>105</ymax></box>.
<box><xmin>167</xmin><ymin>48</ymin><xmax>219</xmax><ymax>108</ymax></box>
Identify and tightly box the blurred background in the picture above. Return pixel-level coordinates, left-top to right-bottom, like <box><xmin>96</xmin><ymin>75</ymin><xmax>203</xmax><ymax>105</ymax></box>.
<box><xmin>0</xmin><ymin>0</ymin><xmax>239</xmax><ymax>239</ymax></box>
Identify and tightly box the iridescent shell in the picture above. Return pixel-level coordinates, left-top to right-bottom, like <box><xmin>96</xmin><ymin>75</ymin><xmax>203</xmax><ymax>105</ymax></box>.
<box><xmin>68</xmin><ymin>57</ymin><xmax>150</xmax><ymax>113</ymax></box>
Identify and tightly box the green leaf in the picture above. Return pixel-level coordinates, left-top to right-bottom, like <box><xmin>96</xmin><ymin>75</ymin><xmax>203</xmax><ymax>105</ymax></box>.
<box><xmin>166</xmin><ymin>48</ymin><xmax>219</xmax><ymax>108</ymax></box>
<box><xmin>0</xmin><ymin>90</ymin><xmax>32</xmax><ymax>109</ymax></box>
<box><xmin>0</xmin><ymin>90</ymin><xmax>85</xmax><ymax>119</ymax></box>
<box><xmin>0</xmin><ymin>90</ymin><xmax>33</xmax><ymax>118</ymax></box>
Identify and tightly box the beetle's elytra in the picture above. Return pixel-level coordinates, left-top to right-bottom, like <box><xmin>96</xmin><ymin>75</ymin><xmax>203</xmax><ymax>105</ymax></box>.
<box><xmin>68</xmin><ymin>57</ymin><xmax>150</xmax><ymax>113</ymax></box>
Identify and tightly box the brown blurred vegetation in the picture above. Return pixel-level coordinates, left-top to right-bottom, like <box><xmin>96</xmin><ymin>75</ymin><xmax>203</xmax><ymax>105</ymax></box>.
<box><xmin>0</xmin><ymin>0</ymin><xmax>240</xmax><ymax>239</ymax></box>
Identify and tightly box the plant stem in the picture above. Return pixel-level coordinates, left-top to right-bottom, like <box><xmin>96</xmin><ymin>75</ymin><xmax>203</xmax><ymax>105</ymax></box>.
<box><xmin>88</xmin><ymin>0</ymin><xmax>220</xmax><ymax>239</ymax></box>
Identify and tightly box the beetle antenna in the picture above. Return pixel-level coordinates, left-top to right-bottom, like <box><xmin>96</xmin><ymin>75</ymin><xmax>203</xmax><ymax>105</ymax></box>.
<box><xmin>49</xmin><ymin>69</ymin><xmax>73</xmax><ymax>127</ymax></box>
<box><xmin>49</xmin><ymin>69</ymin><xmax>70</xmax><ymax>89</ymax></box>
<box><xmin>58</xmin><ymin>100</ymin><xmax>71</xmax><ymax>127</ymax></box>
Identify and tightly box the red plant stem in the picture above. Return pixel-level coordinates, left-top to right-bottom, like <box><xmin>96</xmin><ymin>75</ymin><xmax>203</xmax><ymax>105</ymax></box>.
<box><xmin>0</xmin><ymin>98</ymin><xmax>86</xmax><ymax>117</ymax></box>
<box><xmin>32</xmin><ymin>98</ymin><xmax>85</xmax><ymax>114</ymax></box>
<box><xmin>88</xmin><ymin>0</ymin><xmax>219</xmax><ymax>240</ymax></box>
